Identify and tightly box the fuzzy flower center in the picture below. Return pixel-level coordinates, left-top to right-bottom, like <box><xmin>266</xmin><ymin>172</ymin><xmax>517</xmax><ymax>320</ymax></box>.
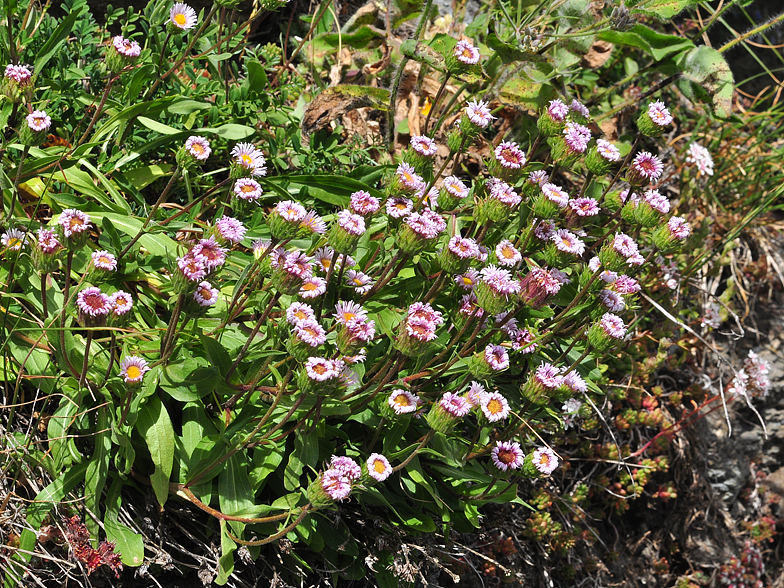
<box><xmin>393</xmin><ymin>395</ymin><xmax>411</xmax><ymax>407</ymax></box>
<box><xmin>174</xmin><ymin>13</ymin><xmax>187</xmax><ymax>25</ymax></box>
<box><xmin>125</xmin><ymin>365</ymin><xmax>142</xmax><ymax>380</ymax></box>
<box><xmin>486</xmin><ymin>398</ymin><xmax>503</xmax><ymax>414</ymax></box>
<box><xmin>372</xmin><ymin>460</ymin><xmax>386</xmax><ymax>474</ymax></box>
<box><xmin>496</xmin><ymin>449</ymin><xmax>516</xmax><ymax>465</ymax></box>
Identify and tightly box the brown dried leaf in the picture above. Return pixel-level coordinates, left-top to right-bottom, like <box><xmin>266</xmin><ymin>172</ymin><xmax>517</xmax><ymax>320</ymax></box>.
<box><xmin>582</xmin><ymin>40</ymin><xmax>613</xmax><ymax>69</ymax></box>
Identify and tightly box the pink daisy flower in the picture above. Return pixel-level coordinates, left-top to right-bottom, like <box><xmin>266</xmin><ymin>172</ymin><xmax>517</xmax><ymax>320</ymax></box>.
<box><xmin>349</xmin><ymin>190</ymin><xmax>380</xmax><ymax>215</ymax></box>
<box><xmin>454</xmin><ymin>39</ymin><xmax>480</xmax><ymax>64</ymax></box>
<box><xmin>480</xmin><ymin>391</ymin><xmax>510</xmax><ymax>422</ymax></box>
<box><xmin>600</xmin><ymin>313</ymin><xmax>627</xmax><ymax>339</ymax></box>
<box><xmin>367</xmin><ymin>453</ymin><xmax>392</xmax><ymax>482</ymax></box>
<box><xmin>193</xmin><ymin>281</ymin><xmax>219</xmax><ymax>307</ymax></box>
<box><xmin>58</xmin><ymin>209</ymin><xmax>91</xmax><ymax>238</ymax></box>
<box><xmin>388</xmin><ymin>389</ymin><xmax>420</xmax><ymax>415</ymax></box>
<box><xmin>233</xmin><ymin>178</ymin><xmax>263</xmax><ymax>201</ymax></box>
<box><xmin>345</xmin><ymin>270</ymin><xmax>373</xmax><ymax>294</ymax></box>
<box><xmin>77</xmin><ymin>287</ymin><xmax>111</xmax><ymax>317</ymax></box>
<box><xmin>484</xmin><ymin>344</ymin><xmax>509</xmax><ymax>370</ymax></box>
<box><xmin>184</xmin><ymin>136</ymin><xmax>211</xmax><ymax>160</ymax></box>
<box><xmin>532</xmin><ymin>447</ymin><xmax>559</xmax><ymax>475</ymax></box>
<box><xmin>647</xmin><ymin>100</ymin><xmax>672</xmax><ymax>127</ymax></box>
<box><xmin>26</xmin><ymin>110</ymin><xmax>51</xmax><ymax>132</ymax></box>
<box><xmin>286</xmin><ymin>302</ymin><xmax>315</xmax><ymax>325</ymax></box>
<box><xmin>491</xmin><ymin>441</ymin><xmax>524</xmax><ymax>471</ymax></box>
<box><xmin>439</xmin><ymin>392</ymin><xmax>471</xmax><ymax>417</ymax></box>
<box><xmin>109</xmin><ymin>291</ymin><xmax>133</xmax><ymax>316</ymax></box>
<box><xmin>494</xmin><ymin>141</ymin><xmax>526</xmax><ymax>169</ymax></box>
<box><xmin>91</xmin><ymin>250</ymin><xmax>117</xmax><ymax>271</ymax></box>
<box><xmin>465</xmin><ymin>99</ymin><xmax>495</xmax><ymax>128</ymax></box>
<box><xmin>386</xmin><ymin>196</ymin><xmax>413</xmax><ymax>218</ymax></box>
<box><xmin>410</xmin><ymin>135</ymin><xmax>437</xmax><ymax>156</ymax></box>
<box><xmin>119</xmin><ymin>355</ymin><xmax>150</xmax><ymax>383</ymax></box>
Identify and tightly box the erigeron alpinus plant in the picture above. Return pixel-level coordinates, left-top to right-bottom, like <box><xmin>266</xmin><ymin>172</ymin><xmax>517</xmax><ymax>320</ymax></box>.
<box><xmin>0</xmin><ymin>0</ymin><xmax>764</xmax><ymax>584</ymax></box>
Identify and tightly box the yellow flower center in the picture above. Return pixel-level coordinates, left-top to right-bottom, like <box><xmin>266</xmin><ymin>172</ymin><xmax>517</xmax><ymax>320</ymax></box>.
<box><xmin>294</xmin><ymin>310</ymin><xmax>306</xmax><ymax>320</ymax></box>
<box><xmin>303</xmin><ymin>282</ymin><xmax>317</xmax><ymax>291</ymax></box>
<box><xmin>190</xmin><ymin>143</ymin><xmax>204</xmax><ymax>154</ymax></box>
<box><xmin>240</xmin><ymin>184</ymin><xmax>255</xmax><ymax>193</ymax></box>
<box><xmin>126</xmin><ymin>365</ymin><xmax>141</xmax><ymax>380</ymax></box>
<box><xmin>501</xmin><ymin>248</ymin><xmax>515</xmax><ymax>259</ymax></box>
<box><xmin>199</xmin><ymin>287</ymin><xmax>211</xmax><ymax>299</ymax></box>
<box><xmin>462</xmin><ymin>277</ymin><xmax>473</xmax><ymax>286</ymax></box>
<box><xmin>8</xmin><ymin>238</ymin><xmax>20</xmax><ymax>248</ymax></box>
<box><xmin>70</xmin><ymin>218</ymin><xmax>83</xmax><ymax>229</ymax></box>
<box><xmin>342</xmin><ymin>312</ymin><xmax>356</xmax><ymax>322</ymax></box>
<box><xmin>313</xmin><ymin>364</ymin><xmax>327</xmax><ymax>375</ymax></box>
<box><xmin>487</xmin><ymin>398</ymin><xmax>503</xmax><ymax>414</ymax></box>
<box><xmin>174</xmin><ymin>13</ymin><xmax>187</xmax><ymax>26</ymax></box>
<box><xmin>538</xmin><ymin>454</ymin><xmax>550</xmax><ymax>466</ymax></box>
<box><xmin>395</xmin><ymin>202</ymin><xmax>407</xmax><ymax>210</ymax></box>
<box><xmin>352</xmin><ymin>278</ymin><xmax>363</xmax><ymax>286</ymax></box>
<box><xmin>373</xmin><ymin>460</ymin><xmax>386</xmax><ymax>474</ymax></box>
<box><xmin>240</xmin><ymin>154</ymin><xmax>254</xmax><ymax>166</ymax></box>
<box><xmin>393</xmin><ymin>395</ymin><xmax>410</xmax><ymax>407</ymax></box>
<box><xmin>99</xmin><ymin>256</ymin><xmax>111</xmax><ymax>265</ymax></box>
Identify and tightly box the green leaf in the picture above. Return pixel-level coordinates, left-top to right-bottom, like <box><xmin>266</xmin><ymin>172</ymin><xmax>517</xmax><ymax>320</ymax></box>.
<box><xmin>85</xmin><ymin>212</ymin><xmax>178</xmax><ymax>257</ymax></box>
<box><xmin>633</xmin><ymin>0</ymin><xmax>703</xmax><ymax>19</ymax></box>
<box><xmin>84</xmin><ymin>406</ymin><xmax>111</xmax><ymax>544</ymax></box>
<box><xmin>104</xmin><ymin>475</ymin><xmax>144</xmax><ymax>567</ymax></box>
<box><xmin>138</xmin><ymin>116</ymin><xmax>181</xmax><ymax>135</ymax></box>
<box><xmin>401</xmin><ymin>34</ymin><xmax>484</xmax><ymax>84</ymax></box>
<box><xmin>34</xmin><ymin>4</ymin><xmax>87</xmax><ymax>74</ymax></box>
<box><xmin>245</xmin><ymin>60</ymin><xmax>268</xmax><ymax>98</ymax></box>
<box><xmin>137</xmin><ymin>395</ymin><xmax>175</xmax><ymax>507</ymax></box>
<box><xmin>199</xmin><ymin>334</ymin><xmax>233</xmax><ymax>376</ymax></box>
<box><xmin>187</xmin><ymin>434</ymin><xmax>229</xmax><ymax>485</ymax></box>
<box><xmin>208</xmin><ymin>123</ymin><xmax>257</xmax><ymax>140</ymax></box>
<box><xmin>219</xmin><ymin>455</ymin><xmax>256</xmax><ymax>517</ymax></box>
<box><xmin>77</xmin><ymin>158</ymin><xmax>132</xmax><ymax>213</ymax></box>
<box><xmin>161</xmin><ymin>359</ymin><xmax>219</xmax><ymax>401</ymax></box>
<box><xmin>676</xmin><ymin>45</ymin><xmax>734</xmax><ymax>119</ymax></box>
<box><xmin>52</xmin><ymin>164</ymin><xmax>128</xmax><ymax>213</ymax></box>
<box><xmin>597</xmin><ymin>25</ymin><xmax>694</xmax><ymax>62</ymax></box>
<box><xmin>117</xmin><ymin>164</ymin><xmax>174</xmax><ymax>191</ymax></box>
<box><xmin>215</xmin><ymin>520</ymin><xmax>237</xmax><ymax>585</ymax></box>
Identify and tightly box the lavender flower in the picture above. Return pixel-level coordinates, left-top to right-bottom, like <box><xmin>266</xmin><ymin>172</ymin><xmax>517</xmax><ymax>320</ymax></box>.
<box><xmin>366</xmin><ymin>453</ymin><xmax>392</xmax><ymax>482</ymax></box>
<box><xmin>491</xmin><ymin>441</ymin><xmax>525</xmax><ymax>472</ymax></box>
<box><xmin>119</xmin><ymin>356</ymin><xmax>150</xmax><ymax>384</ymax></box>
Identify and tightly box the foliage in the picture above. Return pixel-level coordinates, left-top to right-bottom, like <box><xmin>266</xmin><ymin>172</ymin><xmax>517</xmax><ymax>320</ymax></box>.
<box><xmin>0</xmin><ymin>0</ymin><xmax>781</xmax><ymax>586</ymax></box>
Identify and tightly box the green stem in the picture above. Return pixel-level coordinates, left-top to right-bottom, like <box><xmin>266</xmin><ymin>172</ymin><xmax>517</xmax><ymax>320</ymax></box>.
<box><xmin>78</xmin><ymin>331</ymin><xmax>93</xmax><ymax>389</ymax></box>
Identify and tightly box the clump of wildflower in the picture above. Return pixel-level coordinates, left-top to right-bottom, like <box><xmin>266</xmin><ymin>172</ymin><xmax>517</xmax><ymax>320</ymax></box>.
<box><xmin>337</xmin><ymin>317</ymin><xmax>375</xmax><ymax>354</ymax></box>
<box><xmin>177</xmin><ymin>136</ymin><xmax>211</xmax><ymax>169</ymax></box>
<box><xmin>167</xmin><ymin>3</ymin><xmax>198</xmax><ymax>33</ymax></box>
<box><xmin>1</xmin><ymin>228</ymin><xmax>26</xmax><ymax>252</ymax></box>
<box><xmin>652</xmin><ymin>216</ymin><xmax>691</xmax><ymax>252</ymax></box>
<box><xmin>396</xmin><ymin>301</ymin><xmax>444</xmax><ymax>356</ymax></box>
<box><xmin>686</xmin><ymin>142</ymin><xmax>714</xmax><ymax>177</ymax></box>
<box><xmin>427</xmin><ymin>391</ymin><xmax>471</xmax><ymax>433</ymax></box>
<box><xmin>561</xmin><ymin>398</ymin><xmax>583</xmax><ymax>429</ymax></box>
<box><xmin>387</xmin><ymin>389</ymin><xmax>420</xmax><ymax>416</ymax></box>
<box><xmin>77</xmin><ymin>286</ymin><xmax>112</xmax><ymax>327</ymax></box>
<box><xmin>271</xmin><ymin>250</ymin><xmax>313</xmax><ymax>295</ymax></box>
<box><xmin>523</xmin><ymin>447</ymin><xmax>560</xmax><ymax>477</ymax></box>
<box><xmin>21</xmin><ymin>110</ymin><xmax>51</xmax><ymax>146</ymax></box>
<box><xmin>58</xmin><ymin>209</ymin><xmax>92</xmax><ymax>247</ymax></box>
<box><xmin>390</xmin><ymin>162</ymin><xmax>425</xmax><ymax>196</ymax></box>
<box><xmin>521</xmin><ymin>362</ymin><xmax>564</xmax><ymax>404</ymax></box>
<box><xmin>546</xmin><ymin>228</ymin><xmax>585</xmax><ymax>265</ymax></box>
<box><xmin>728</xmin><ymin>350</ymin><xmax>771</xmax><ymax>399</ymax></box>
<box><xmin>2</xmin><ymin>63</ymin><xmax>32</xmax><ymax>101</ymax></box>
<box><xmin>702</xmin><ymin>302</ymin><xmax>721</xmax><ymax>329</ymax></box>
<box><xmin>588</xmin><ymin>312</ymin><xmax>627</xmax><ymax>350</ymax></box>
<box><xmin>491</xmin><ymin>441</ymin><xmax>525</xmax><ymax>473</ymax></box>
<box><xmin>308</xmin><ymin>456</ymin><xmax>362</xmax><ymax>507</ymax></box>
<box><xmin>638</xmin><ymin>100</ymin><xmax>673</xmax><ymax>136</ymax></box>
<box><xmin>598</xmin><ymin>289</ymin><xmax>625</xmax><ymax>312</ymax></box>
<box><xmin>561</xmin><ymin>121</ymin><xmax>591</xmax><ymax>154</ymax></box>
<box><xmin>119</xmin><ymin>355</ymin><xmax>150</xmax><ymax>385</ymax></box>
<box><xmin>299</xmin><ymin>275</ymin><xmax>327</xmax><ymax>299</ymax></box>
<box><xmin>286</xmin><ymin>302</ymin><xmax>315</xmax><ymax>325</ymax></box>
<box><xmin>565</xmin><ymin>197</ymin><xmax>600</xmax><ymax>227</ymax></box>
<box><xmin>106</xmin><ymin>35</ymin><xmax>141</xmax><ymax>72</ymax></box>
<box><xmin>230</xmin><ymin>142</ymin><xmax>267</xmax><ymax>178</ymax></box>
<box><xmin>627</xmin><ymin>151</ymin><xmax>664</xmax><ymax>186</ymax></box>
